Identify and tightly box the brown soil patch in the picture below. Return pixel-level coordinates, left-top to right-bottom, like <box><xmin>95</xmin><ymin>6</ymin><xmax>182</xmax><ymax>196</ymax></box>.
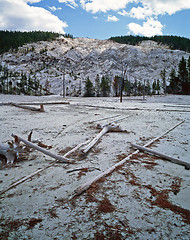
<box><xmin>97</xmin><ymin>197</ymin><xmax>115</xmax><ymax>213</ymax></box>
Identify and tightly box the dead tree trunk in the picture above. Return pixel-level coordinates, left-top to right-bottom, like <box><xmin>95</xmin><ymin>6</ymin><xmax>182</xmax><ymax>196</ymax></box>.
<box><xmin>82</xmin><ymin>124</ymin><xmax>122</xmax><ymax>154</ymax></box>
<box><xmin>131</xmin><ymin>143</ymin><xmax>190</xmax><ymax>170</ymax></box>
<box><xmin>74</xmin><ymin>120</ymin><xmax>185</xmax><ymax>196</ymax></box>
<box><xmin>11</xmin><ymin>103</ymin><xmax>44</xmax><ymax>112</ymax></box>
<box><xmin>11</xmin><ymin>134</ymin><xmax>71</xmax><ymax>163</ymax></box>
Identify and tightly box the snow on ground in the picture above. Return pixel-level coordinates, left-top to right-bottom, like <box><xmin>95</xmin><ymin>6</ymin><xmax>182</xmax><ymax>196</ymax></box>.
<box><xmin>0</xmin><ymin>94</ymin><xmax>190</xmax><ymax>239</ymax></box>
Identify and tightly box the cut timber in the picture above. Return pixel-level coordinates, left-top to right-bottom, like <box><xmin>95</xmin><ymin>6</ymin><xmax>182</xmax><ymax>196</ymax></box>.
<box><xmin>11</xmin><ymin>103</ymin><xmax>44</xmax><ymax>112</ymax></box>
<box><xmin>131</xmin><ymin>143</ymin><xmax>190</xmax><ymax>170</ymax></box>
<box><xmin>82</xmin><ymin>124</ymin><xmax>122</xmax><ymax>154</ymax></box>
<box><xmin>11</xmin><ymin>134</ymin><xmax>71</xmax><ymax>163</ymax></box>
<box><xmin>74</xmin><ymin>120</ymin><xmax>185</xmax><ymax>196</ymax></box>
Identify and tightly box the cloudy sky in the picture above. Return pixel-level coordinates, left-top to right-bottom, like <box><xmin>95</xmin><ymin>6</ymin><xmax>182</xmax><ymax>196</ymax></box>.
<box><xmin>0</xmin><ymin>0</ymin><xmax>190</xmax><ymax>39</ymax></box>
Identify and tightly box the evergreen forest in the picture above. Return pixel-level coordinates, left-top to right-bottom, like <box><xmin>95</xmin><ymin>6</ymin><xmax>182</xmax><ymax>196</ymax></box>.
<box><xmin>0</xmin><ymin>31</ymin><xmax>74</xmax><ymax>54</ymax></box>
<box><xmin>110</xmin><ymin>35</ymin><xmax>190</xmax><ymax>53</ymax></box>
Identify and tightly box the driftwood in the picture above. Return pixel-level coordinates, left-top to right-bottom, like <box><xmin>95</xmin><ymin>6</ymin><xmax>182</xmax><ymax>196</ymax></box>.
<box><xmin>104</xmin><ymin>115</ymin><xmax>132</xmax><ymax>126</ymax></box>
<box><xmin>9</xmin><ymin>101</ymin><xmax>70</xmax><ymax>106</ymax></box>
<box><xmin>0</xmin><ymin>162</ymin><xmax>55</xmax><ymax>196</ymax></box>
<box><xmin>83</xmin><ymin>116</ymin><xmax>130</xmax><ymax>154</ymax></box>
<box><xmin>11</xmin><ymin>134</ymin><xmax>71</xmax><ymax>163</ymax></box>
<box><xmin>64</xmin><ymin>140</ymin><xmax>91</xmax><ymax>157</ymax></box>
<box><xmin>131</xmin><ymin>143</ymin><xmax>190</xmax><ymax>170</ymax></box>
<box><xmin>74</xmin><ymin>120</ymin><xmax>185</xmax><ymax>196</ymax></box>
<box><xmin>67</xmin><ymin>167</ymin><xmax>101</xmax><ymax>173</ymax></box>
<box><xmin>0</xmin><ymin>137</ymin><xmax>22</xmax><ymax>164</ymax></box>
<box><xmin>11</xmin><ymin>103</ymin><xmax>44</xmax><ymax>112</ymax></box>
<box><xmin>0</xmin><ymin>138</ymin><xmax>88</xmax><ymax>196</ymax></box>
<box><xmin>0</xmin><ymin>138</ymin><xmax>96</xmax><ymax>196</ymax></box>
<box><xmin>82</xmin><ymin>124</ymin><xmax>123</xmax><ymax>154</ymax></box>
<box><xmin>88</xmin><ymin>114</ymin><xmax>120</xmax><ymax>124</ymax></box>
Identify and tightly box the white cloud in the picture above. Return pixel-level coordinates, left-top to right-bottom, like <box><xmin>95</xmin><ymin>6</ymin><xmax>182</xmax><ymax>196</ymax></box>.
<box><xmin>143</xmin><ymin>0</ymin><xmax>190</xmax><ymax>16</ymax></box>
<box><xmin>118</xmin><ymin>9</ymin><xmax>128</xmax><ymax>16</ymax></box>
<box><xmin>127</xmin><ymin>0</ymin><xmax>190</xmax><ymax>19</ymax></box>
<box><xmin>0</xmin><ymin>0</ymin><xmax>68</xmax><ymax>33</ymax></box>
<box><xmin>128</xmin><ymin>17</ymin><xmax>164</xmax><ymax>37</ymax></box>
<box><xmin>49</xmin><ymin>6</ymin><xmax>62</xmax><ymax>11</ymax></box>
<box><xmin>107</xmin><ymin>15</ymin><xmax>119</xmax><ymax>22</ymax></box>
<box><xmin>80</xmin><ymin>0</ymin><xmax>190</xmax><ymax>16</ymax></box>
<box><xmin>58</xmin><ymin>0</ymin><xmax>78</xmax><ymax>9</ymax></box>
<box><xmin>128</xmin><ymin>6</ymin><xmax>154</xmax><ymax>19</ymax></box>
<box><xmin>80</xmin><ymin>0</ymin><xmax>132</xmax><ymax>13</ymax></box>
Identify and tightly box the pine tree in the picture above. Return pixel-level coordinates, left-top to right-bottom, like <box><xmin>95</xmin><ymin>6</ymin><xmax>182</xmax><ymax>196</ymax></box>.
<box><xmin>124</xmin><ymin>79</ymin><xmax>131</xmax><ymax>96</ymax></box>
<box><xmin>145</xmin><ymin>80</ymin><xmax>151</xmax><ymax>95</ymax></box>
<box><xmin>152</xmin><ymin>80</ymin><xmax>156</xmax><ymax>94</ymax></box>
<box><xmin>169</xmin><ymin>68</ymin><xmax>178</xmax><ymax>93</ymax></box>
<box><xmin>178</xmin><ymin>56</ymin><xmax>189</xmax><ymax>94</ymax></box>
<box><xmin>160</xmin><ymin>69</ymin><xmax>167</xmax><ymax>95</ymax></box>
<box><xmin>100</xmin><ymin>76</ymin><xmax>110</xmax><ymax>97</ymax></box>
<box><xmin>95</xmin><ymin>74</ymin><xmax>100</xmax><ymax>97</ymax></box>
<box><xmin>188</xmin><ymin>56</ymin><xmax>190</xmax><ymax>82</ymax></box>
<box><xmin>156</xmin><ymin>79</ymin><xmax>160</xmax><ymax>94</ymax></box>
<box><xmin>84</xmin><ymin>77</ymin><xmax>94</xmax><ymax>97</ymax></box>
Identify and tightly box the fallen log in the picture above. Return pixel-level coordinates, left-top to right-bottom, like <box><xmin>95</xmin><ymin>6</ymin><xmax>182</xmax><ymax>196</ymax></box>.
<box><xmin>0</xmin><ymin>138</ymin><xmax>85</xmax><ymax>196</ymax></box>
<box><xmin>11</xmin><ymin>103</ymin><xmax>44</xmax><ymax>112</ymax></box>
<box><xmin>11</xmin><ymin>134</ymin><xmax>71</xmax><ymax>163</ymax></box>
<box><xmin>88</xmin><ymin>114</ymin><xmax>120</xmax><ymax>124</ymax></box>
<box><xmin>74</xmin><ymin>120</ymin><xmax>185</xmax><ymax>196</ymax></box>
<box><xmin>10</xmin><ymin>101</ymin><xmax>70</xmax><ymax>106</ymax></box>
<box><xmin>0</xmin><ymin>162</ymin><xmax>55</xmax><ymax>196</ymax></box>
<box><xmin>103</xmin><ymin>115</ymin><xmax>132</xmax><ymax>127</ymax></box>
<box><xmin>82</xmin><ymin>124</ymin><xmax>122</xmax><ymax>154</ymax></box>
<box><xmin>130</xmin><ymin>143</ymin><xmax>190</xmax><ymax>170</ymax></box>
<box><xmin>64</xmin><ymin>139</ymin><xmax>91</xmax><ymax>157</ymax></box>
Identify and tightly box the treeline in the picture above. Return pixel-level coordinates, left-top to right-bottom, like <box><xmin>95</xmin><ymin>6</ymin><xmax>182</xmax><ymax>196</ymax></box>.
<box><xmin>0</xmin><ymin>64</ymin><xmax>51</xmax><ymax>95</ymax></box>
<box><xmin>0</xmin><ymin>31</ymin><xmax>74</xmax><ymax>54</ymax></box>
<box><xmin>110</xmin><ymin>35</ymin><xmax>190</xmax><ymax>53</ymax></box>
<box><xmin>84</xmin><ymin>75</ymin><xmax>162</xmax><ymax>97</ymax></box>
<box><xmin>168</xmin><ymin>56</ymin><xmax>190</xmax><ymax>94</ymax></box>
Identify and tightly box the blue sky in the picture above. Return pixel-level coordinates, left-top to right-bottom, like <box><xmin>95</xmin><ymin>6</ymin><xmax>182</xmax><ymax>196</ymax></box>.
<box><xmin>1</xmin><ymin>0</ymin><xmax>190</xmax><ymax>39</ymax></box>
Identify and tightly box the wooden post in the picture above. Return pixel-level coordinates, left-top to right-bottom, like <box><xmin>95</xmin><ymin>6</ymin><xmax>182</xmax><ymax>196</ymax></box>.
<box><xmin>131</xmin><ymin>143</ymin><xmax>190</xmax><ymax>170</ymax></box>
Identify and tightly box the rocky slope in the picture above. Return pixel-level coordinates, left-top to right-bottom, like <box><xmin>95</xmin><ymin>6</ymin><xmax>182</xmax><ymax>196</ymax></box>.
<box><xmin>0</xmin><ymin>37</ymin><xmax>189</xmax><ymax>95</ymax></box>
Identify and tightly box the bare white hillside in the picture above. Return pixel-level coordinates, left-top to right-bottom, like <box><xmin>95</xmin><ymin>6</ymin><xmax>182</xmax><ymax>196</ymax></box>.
<box><xmin>1</xmin><ymin>37</ymin><xmax>189</xmax><ymax>95</ymax></box>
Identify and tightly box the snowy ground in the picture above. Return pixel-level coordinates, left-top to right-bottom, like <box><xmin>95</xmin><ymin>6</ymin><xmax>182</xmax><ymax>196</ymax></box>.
<box><xmin>0</xmin><ymin>94</ymin><xmax>190</xmax><ymax>239</ymax></box>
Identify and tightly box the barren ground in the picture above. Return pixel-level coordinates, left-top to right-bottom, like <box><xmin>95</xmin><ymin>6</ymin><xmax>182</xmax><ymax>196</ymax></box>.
<box><xmin>0</xmin><ymin>94</ymin><xmax>190</xmax><ymax>239</ymax></box>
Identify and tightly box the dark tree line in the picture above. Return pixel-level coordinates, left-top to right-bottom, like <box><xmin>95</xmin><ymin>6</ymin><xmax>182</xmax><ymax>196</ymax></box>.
<box><xmin>168</xmin><ymin>56</ymin><xmax>190</xmax><ymax>94</ymax></box>
<box><xmin>110</xmin><ymin>35</ymin><xmax>190</xmax><ymax>53</ymax></box>
<box><xmin>0</xmin><ymin>31</ymin><xmax>74</xmax><ymax>54</ymax></box>
<box><xmin>0</xmin><ymin>64</ymin><xmax>52</xmax><ymax>95</ymax></box>
<box><xmin>84</xmin><ymin>75</ymin><xmax>111</xmax><ymax>97</ymax></box>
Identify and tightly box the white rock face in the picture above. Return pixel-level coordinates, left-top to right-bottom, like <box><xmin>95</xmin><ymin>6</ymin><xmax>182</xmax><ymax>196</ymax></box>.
<box><xmin>1</xmin><ymin>37</ymin><xmax>189</xmax><ymax>95</ymax></box>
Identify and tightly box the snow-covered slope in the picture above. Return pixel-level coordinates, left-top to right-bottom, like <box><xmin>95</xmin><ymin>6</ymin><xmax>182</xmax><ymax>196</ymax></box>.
<box><xmin>1</xmin><ymin>37</ymin><xmax>189</xmax><ymax>95</ymax></box>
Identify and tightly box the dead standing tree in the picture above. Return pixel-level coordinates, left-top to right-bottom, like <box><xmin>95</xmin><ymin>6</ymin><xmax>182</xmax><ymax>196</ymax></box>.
<box><xmin>119</xmin><ymin>63</ymin><xmax>127</xmax><ymax>103</ymax></box>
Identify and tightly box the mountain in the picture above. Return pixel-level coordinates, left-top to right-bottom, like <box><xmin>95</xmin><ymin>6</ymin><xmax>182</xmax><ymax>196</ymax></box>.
<box><xmin>0</xmin><ymin>36</ymin><xmax>190</xmax><ymax>95</ymax></box>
